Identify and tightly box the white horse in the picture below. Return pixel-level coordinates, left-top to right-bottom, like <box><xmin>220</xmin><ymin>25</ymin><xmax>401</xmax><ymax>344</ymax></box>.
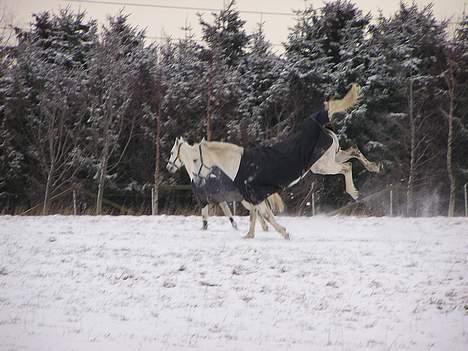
<box><xmin>169</xmin><ymin>84</ymin><xmax>380</xmax><ymax>239</ymax></box>
<box><xmin>167</xmin><ymin>137</ymin><xmax>290</xmax><ymax>238</ymax></box>
<box><xmin>166</xmin><ymin>138</ymin><xmax>284</xmax><ymax>231</ymax></box>
<box><xmin>287</xmin><ymin>84</ymin><xmax>381</xmax><ymax>199</ymax></box>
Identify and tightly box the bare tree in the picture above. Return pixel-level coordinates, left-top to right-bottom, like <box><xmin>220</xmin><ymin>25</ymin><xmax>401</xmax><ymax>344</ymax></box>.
<box><xmin>152</xmin><ymin>66</ymin><xmax>163</xmax><ymax>214</ymax></box>
<box><xmin>406</xmin><ymin>78</ymin><xmax>416</xmax><ymax>216</ymax></box>
<box><xmin>441</xmin><ymin>55</ymin><xmax>459</xmax><ymax>216</ymax></box>
<box><xmin>87</xmin><ymin>39</ymin><xmax>136</xmax><ymax>215</ymax></box>
<box><xmin>30</xmin><ymin>66</ymin><xmax>86</xmax><ymax>214</ymax></box>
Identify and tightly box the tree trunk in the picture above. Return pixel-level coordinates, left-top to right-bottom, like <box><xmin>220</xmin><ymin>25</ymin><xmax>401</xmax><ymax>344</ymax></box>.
<box><xmin>206</xmin><ymin>58</ymin><xmax>214</xmax><ymax>141</ymax></box>
<box><xmin>153</xmin><ymin>112</ymin><xmax>161</xmax><ymax>215</ymax></box>
<box><xmin>96</xmin><ymin>139</ymin><xmax>109</xmax><ymax>215</ymax></box>
<box><xmin>206</xmin><ymin>82</ymin><xmax>213</xmax><ymax>141</ymax></box>
<box><xmin>446</xmin><ymin>65</ymin><xmax>456</xmax><ymax>217</ymax></box>
<box><xmin>407</xmin><ymin>78</ymin><xmax>416</xmax><ymax>217</ymax></box>
<box><xmin>42</xmin><ymin>163</ymin><xmax>54</xmax><ymax>215</ymax></box>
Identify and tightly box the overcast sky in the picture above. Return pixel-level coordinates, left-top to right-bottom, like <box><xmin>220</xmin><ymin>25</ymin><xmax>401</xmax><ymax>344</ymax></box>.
<box><xmin>2</xmin><ymin>0</ymin><xmax>466</xmax><ymax>47</ymax></box>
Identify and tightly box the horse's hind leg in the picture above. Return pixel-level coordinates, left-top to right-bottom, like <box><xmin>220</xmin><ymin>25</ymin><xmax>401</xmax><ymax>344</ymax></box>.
<box><xmin>201</xmin><ymin>205</ymin><xmax>209</xmax><ymax>230</ymax></box>
<box><xmin>256</xmin><ymin>203</ymin><xmax>290</xmax><ymax>240</ymax></box>
<box><xmin>336</xmin><ymin>146</ymin><xmax>381</xmax><ymax>173</ymax></box>
<box><xmin>218</xmin><ymin>202</ymin><xmax>238</xmax><ymax>230</ymax></box>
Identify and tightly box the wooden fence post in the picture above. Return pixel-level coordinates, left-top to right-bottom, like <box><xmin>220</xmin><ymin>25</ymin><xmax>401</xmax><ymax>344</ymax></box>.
<box><xmin>464</xmin><ymin>183</ymin><xmax>467</xmax><ymax>217</ymax></box>
<box><xmin>73</xmin><ymin>188</ymin><xmax>77</xmax><ymax>216</ymax></box>
<box><xmin>151</xmin><ymin>187</ymin><xmax>155</xmax><ymax>215</ymax></box>
<box><xmin>389</xmin><ymin>183</ymin><xmax>393</xmax><ymax>217</ymax></box>
<box><xmin>311</xmin><ymin>192</ymin><xmax>316</xmax><ymax>216</ymax></box>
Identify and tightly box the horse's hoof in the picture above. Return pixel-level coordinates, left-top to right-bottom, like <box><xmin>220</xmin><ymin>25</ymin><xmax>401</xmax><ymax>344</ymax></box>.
<box><xmin>350</xmin><ymin>190</ymin><xmax>359</xmax><ymax>200</ymax></box>
<box><xmin>202</xmin><ymin>221</ymin><xmax>208</xmax><ymax>230</ymax></box>
<box><xmin>243</xmin><ymin>233</ymin><xmax>254</xmax><ymax>239</ymax></box>
<box><xmin>376</xmin><ymin>162</ymin><xmax>384</xmax><ymax>173</ymax></box>
<box><xmin>283</xmin><ymin>233</ymin><xmax>291</xmax><ymax>240</ymax></box>
<box><xmin>369</xmin><ymin>162</ymin><xmax>382</xmax><ymax>173</ymax></box>
<box><xmin>231</xmin><ymin>222</ymin><xmax>238</xmax><ymax>230</ymax></box>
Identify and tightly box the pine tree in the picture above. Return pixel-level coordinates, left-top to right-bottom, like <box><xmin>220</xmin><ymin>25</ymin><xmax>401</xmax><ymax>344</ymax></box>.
<box><xmin>199</xmin><ymin>0</ymin><xmax>249</xmax><ymax>67</ymax></box>
<box><xmin>438</xmin><ymin>14</ymin><xmax>468</xmax><ymax>215</ymax></box>
<box><xmin>284</xmin><ymin>0</ymin><xmax>371</xmax><ymax>208</ymax></box>
<box><xmin>198</xmin><ymin>1</ymin><xmax>248</xmax><ymax>141</ymax></box>
<box><xmin>236</xmin><ymin>23</ymin><xmax>289</xmax><ymax>144</ymax></box>
<box><xmin>365</xmin><ymin>3</ymin><xmax>448</xmax><ymax>216</ymax></box>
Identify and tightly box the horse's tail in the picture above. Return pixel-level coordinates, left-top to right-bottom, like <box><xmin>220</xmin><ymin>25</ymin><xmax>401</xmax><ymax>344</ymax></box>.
<box><xmin>328</xmin><ymin>83</ymin><xmax>361</xmax><ymax>116</ymax></box>
<box><xmin>266</xmin><ymin>193</ymin><xmax>285</xmax><ymax>214</ymax></box>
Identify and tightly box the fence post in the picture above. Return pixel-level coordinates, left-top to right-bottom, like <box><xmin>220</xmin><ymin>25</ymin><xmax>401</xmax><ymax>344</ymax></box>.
<box><xmin>389</xmin><ymin>183</ymin><xmax>393</xmax><ymax>217</ymax></box>
<box><xmin>464</xmin><ymin>183</ymin><xmax>467</xmax><ymax>217</ymax></box>
<box><xmin>151</xmin><ymin>187</ymin><xmax>155</xmax><ymax>215</ymax></box>
<box><xmin>311</xmin><ymin>192</ymin><xmax>316</xmax><ymax>216</ymax></box>
<box><xmin>73</xmin><ymin>188</ymin><xmax>77</xmax><ymax>216</ymax></box>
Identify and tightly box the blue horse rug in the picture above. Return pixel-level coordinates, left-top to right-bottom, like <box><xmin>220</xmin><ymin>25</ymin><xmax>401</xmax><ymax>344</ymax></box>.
<box><xmin>192</xmin><ymin>166</ymin><xmax>244</xmax><ymax>207</ymax></box>
<box><xmin>232</xmin><ymin>110</ymin><xmax>332</xmax><ymax>204</ymax></box>
<box><xmin>191</xmin><ymin>110</ymin><xmax>332</xmax><ymax>206</ymax></box>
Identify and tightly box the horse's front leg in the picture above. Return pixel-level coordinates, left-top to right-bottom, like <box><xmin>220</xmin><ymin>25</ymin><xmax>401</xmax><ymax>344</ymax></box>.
<box><xmin>257</xmin><ymin>214</ymin><xmax>269</xmax><ymax>231</ymax></box>
<box><xmin>241</xmin><ymin>201</ymin><xmax>257</xmax><ymax>239</ymax></box>
<box><xmin>218</xmin><ymin>202</ymin><xmax>238</xmax><ymax>230</ymax></box>
<box><xmin>201</xmin><ymin>205</ymin><xmax>209</xmax><ymax>230</ymax></box>
<box><xmin>336</xmin><ymin>146</ymin><xmax>381</xmax><ymax>173</ymax></box>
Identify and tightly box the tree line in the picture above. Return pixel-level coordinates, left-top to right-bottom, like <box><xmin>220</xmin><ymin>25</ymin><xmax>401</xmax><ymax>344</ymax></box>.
<box><xmin>0</xmin><ymin>0</ymin><xmax>467</xmax><ymax>216</ymax></box>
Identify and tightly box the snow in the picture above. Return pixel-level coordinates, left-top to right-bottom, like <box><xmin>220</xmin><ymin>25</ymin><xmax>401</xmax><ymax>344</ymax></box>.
<box><xmin>0</xmin><ymin>215</ymin><xmax>467</xmax><ymax>351</ymax></box>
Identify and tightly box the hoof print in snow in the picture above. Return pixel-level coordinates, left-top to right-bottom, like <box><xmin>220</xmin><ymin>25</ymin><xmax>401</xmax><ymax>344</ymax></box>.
<box><xmin>116</xmin><ymin>272</ymin><xmax>134</xmax><ymax>281</ymax></box>
<box><xmin>241</xmin><ymin>295</ymin><xmax>253</xmax><ymax>303</ymax></box>
<box><xmin>163</xmin><ymin>281</ymin><xmax>176</xmax><ymax>288</ymax></box>
<box><xmin>48</xmin><ymin>236</ymin><xmax>57</xmax><ymax>243</ymax></box>
<box><xmin>0</xmin><ymin>267</ymin><xmax>8</xmax><ymax>276</ymax></box>
<box><xmin>200</xmin><ymin>281</ymin><xmax>219</xmax><ymax>287</ymax></box>
<box><xmin>232</xmin><ymin>265</ymin><xmax>246</xmax><ymax>275</ymax></box>
<box><xmin>326</xmin><ymin>281</ymin><xmax>339</xmax><ymax>288</ymax></box>
<box><xmin>178</xmin><ymin>264</ymin><xmax>186</xmax><ymax>272</ymax></box>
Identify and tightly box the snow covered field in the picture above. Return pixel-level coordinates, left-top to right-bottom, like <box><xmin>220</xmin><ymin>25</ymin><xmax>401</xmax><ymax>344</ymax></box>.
<box><xmin>0</xmin><ymin>215</ymin><xmax>467</xmax><ymax>351</ymax></box>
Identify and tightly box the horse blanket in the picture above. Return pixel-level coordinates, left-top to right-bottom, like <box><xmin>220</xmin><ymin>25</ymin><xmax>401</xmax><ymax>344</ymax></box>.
<box><xmin>233</xmin><ymin>110</ymin><xmax>333</xmax><ymax>204</ymax></box>
<box><xmin>192</xmin><ymin>166</ymin><xmax>244</xmax><ymax>207</ymax></box>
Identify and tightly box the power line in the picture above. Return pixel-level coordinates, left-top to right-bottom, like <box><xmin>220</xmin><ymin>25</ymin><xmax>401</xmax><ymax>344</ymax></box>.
<box><xmin>63</xmin><ymin>0</ymin><xmax>296</xmax><ymax>17</ymax></box>
<box><xmin>146</xmin><ymin>35</ymin><xmax>284</xmax><ymax>47</ymax></box>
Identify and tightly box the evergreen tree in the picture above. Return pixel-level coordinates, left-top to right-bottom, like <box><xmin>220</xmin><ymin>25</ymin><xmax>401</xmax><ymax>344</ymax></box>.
<box><xmin>364</xmin><ymin>3</ymin><xmax>448</xmax><ymax>215</ymax></box>
<box><xmin>236</xmin><ymin>23</ymin><xmax>289</xmax><ymax>145</ymax></box>
<box><xmin>199</xmin><ymin>0</ymin><xmax>249</xmax><ymax>67</ymax></box>
<box><xmin>285</xmin><ymin>0</ymin><xmax>371</xmax><ymax>208</ymax></box>
<box><xmin>438</xmin><ymin>14</ymin><xmax>468</xmax><ymax>215</ymax></box>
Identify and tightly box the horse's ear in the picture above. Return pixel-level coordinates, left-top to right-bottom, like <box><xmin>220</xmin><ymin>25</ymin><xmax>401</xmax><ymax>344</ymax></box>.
<box><xmin>201</xmin><ymin>137</ymin><xmax>206</xmax><ymax>143</ymax></box>
<box><xmin>179</xmin><ymin>136</ymin><xmax>185</xmax><ymax>143</ymax></box>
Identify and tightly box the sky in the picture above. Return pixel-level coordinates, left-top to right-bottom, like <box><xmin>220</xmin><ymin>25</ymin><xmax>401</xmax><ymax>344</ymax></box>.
<box><xmin>1</xmin><ymin>0</ymin><xmax>466</xmax><ymax>48</ymax></box>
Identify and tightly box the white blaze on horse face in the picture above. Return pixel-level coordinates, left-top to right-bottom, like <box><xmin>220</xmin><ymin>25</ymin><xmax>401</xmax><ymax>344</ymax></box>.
<box><xmin>166</xmin><ymin>138</ymin><xmax>184</xmax><ymax>173</ymax></box>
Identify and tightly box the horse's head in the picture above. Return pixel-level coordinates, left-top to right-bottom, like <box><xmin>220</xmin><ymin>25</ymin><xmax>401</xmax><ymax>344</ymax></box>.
<box><xmin>166</xmin><ymin>137</ymin><xmax>185</xmax><ymax>173</ymax></box>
